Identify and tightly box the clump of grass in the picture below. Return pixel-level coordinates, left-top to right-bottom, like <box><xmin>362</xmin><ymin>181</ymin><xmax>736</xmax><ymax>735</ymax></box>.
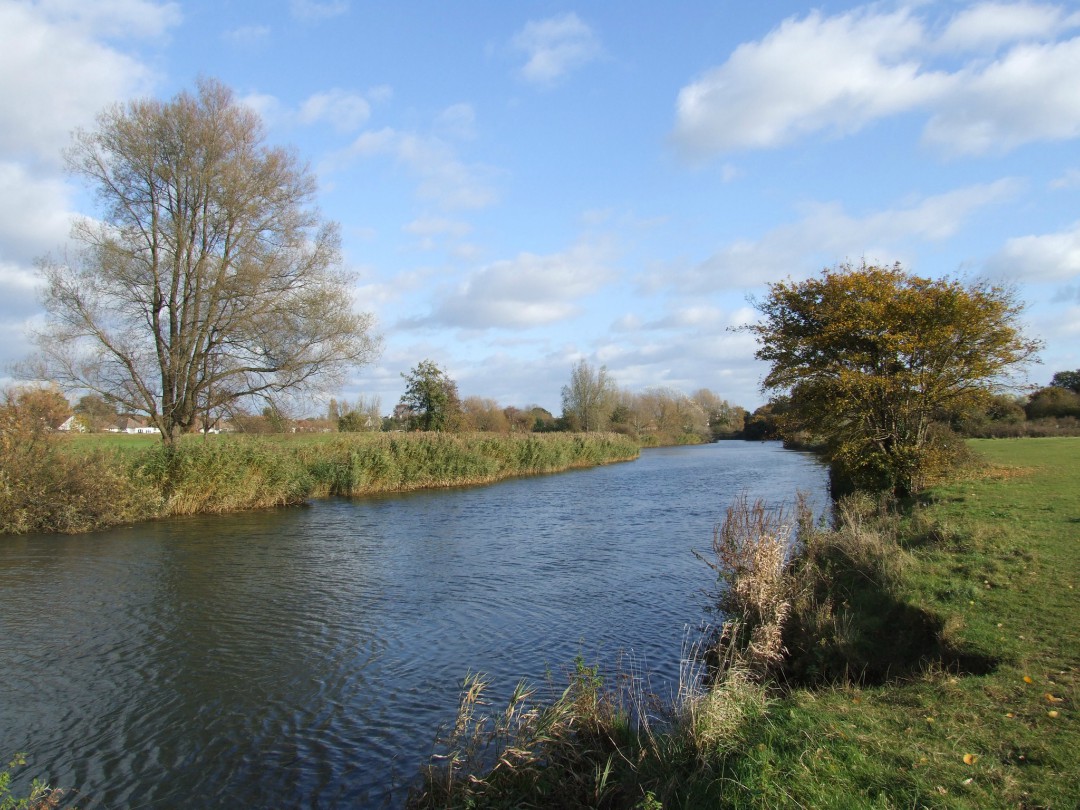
<box><xmin>410</xmin><ymin>660</ymin><xmax>638</xmax><ymax>809</ymax></box>
<box><xmin>698</xmin><ymin>494</ymin><xmax>800</xmax><ymax>681</ymax></box>
<box><xmin>0</xmin><ymin>753</ymin><xmax>66</xmax><ymax>809</ymax></box>
<box><xmin>409</xmin><ymin>641</ymin><xmax>774</xmax><ymax>809</ymax></box>
<box><xmin>133</xmin><ymin>439</ymin><xmax>313</xmax><ymax>515</ymax></box>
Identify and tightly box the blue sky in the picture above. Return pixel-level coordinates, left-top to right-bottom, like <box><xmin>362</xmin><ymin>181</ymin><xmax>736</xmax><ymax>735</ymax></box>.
<box><xmin>1</xmin><ymin>0</ymin><xmax>1078</xmax><ymax>415</ymax></box>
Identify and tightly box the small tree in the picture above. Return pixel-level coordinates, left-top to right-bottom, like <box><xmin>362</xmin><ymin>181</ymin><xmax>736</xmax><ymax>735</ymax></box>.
<box><xmin>338</xmin><ymin>394</ymin><xmax>382</xmax><ymax>432</ymax></box>
<box><xmin>74</xmin><ymin>393</ymin><xmax>119</xmax><ymax>432</ymax></box>
<box><xmin>560</xmin><ymin>360</ymin><xmax>616</xmax><ymax>432</ymax></box>
<box><xmin>747</xmin><ymin>261</ymin><xmax>1041</xmax><ymax>495</ymax></box>
<box><xmin>32</xmin><ymin>78</ymin><xmax>379</xmax><ymax>446</ymax></box>
<box><xmin>7</xmin><ymin>385</ymin><xmax>71</xmax><ymax>430</ymax></box>
<box><xmin>399</xmin><ymin>360</ymin><xmax>462</xmax><ymax>431</ymax></box>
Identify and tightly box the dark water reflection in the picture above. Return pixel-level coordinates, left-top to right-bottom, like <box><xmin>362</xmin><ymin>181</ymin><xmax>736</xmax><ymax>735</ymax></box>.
<box><xmin>0</xmin><ymin>442</ymin><xmax>827</xmax><ymax>808</ymax></box>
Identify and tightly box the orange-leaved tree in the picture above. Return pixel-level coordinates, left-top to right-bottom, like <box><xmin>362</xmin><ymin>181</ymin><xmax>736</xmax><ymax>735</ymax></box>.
<box><xmin>746</xmin><ymin>261</ymin><xmax>1041</xmax><ymax>495</ymax></box>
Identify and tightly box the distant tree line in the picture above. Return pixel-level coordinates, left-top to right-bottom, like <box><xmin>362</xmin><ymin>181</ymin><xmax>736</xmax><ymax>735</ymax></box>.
<box><xmin>742</xmin><ymin>370</ymin><xmax>1080</xmax><ymax>447</ymax></box>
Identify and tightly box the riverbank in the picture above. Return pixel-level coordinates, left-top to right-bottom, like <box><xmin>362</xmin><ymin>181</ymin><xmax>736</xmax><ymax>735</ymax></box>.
<box><xmin>0</xmin><ymin>431</ymin><xmax>640</xmax><ymax>534</ymax></box>
<box><xmin>409</xmin><ymin>437</ymin><xmax>1079</xmax><ymax>808</ymax></box>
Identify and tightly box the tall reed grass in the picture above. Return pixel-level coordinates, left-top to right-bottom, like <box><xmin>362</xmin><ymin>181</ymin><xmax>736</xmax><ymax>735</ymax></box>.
<box><xmin>299</xmin><ymin>432</ymin><xmax>639</xmax><ymax>496</ymax></box>
<box><xmin>0</xmin><ymin>431</ymin><xmax>639</xmax><ymax>534</ymax></box>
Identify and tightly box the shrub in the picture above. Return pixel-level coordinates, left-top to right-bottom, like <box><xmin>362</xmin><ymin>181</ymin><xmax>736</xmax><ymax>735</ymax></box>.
<box><xmin>0</xmin><ymin>392</ymin><xmax>156</xmax><ymax>533</ymax></box>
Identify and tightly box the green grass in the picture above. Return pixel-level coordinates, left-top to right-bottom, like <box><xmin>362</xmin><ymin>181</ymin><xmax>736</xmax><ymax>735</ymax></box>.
<box><xmin>694</xmin><ymin>437</ymin><xmax>1080</xmax><ymax>809</ymax></box>
<box><xmin>409</xmin><ymin>437</ymin><xmax>1079</xmax><ymax>808</ymax></box>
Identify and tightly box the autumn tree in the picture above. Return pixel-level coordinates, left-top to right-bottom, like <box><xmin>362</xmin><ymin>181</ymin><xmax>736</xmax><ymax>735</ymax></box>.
<box><xmin>692</xmin><ymin>389</ymin><xmax>747</xmax><ymax>438</ymax></box>
<box><xmin>5</xmin><ymin>385</ymin><xmax>71</xmax><ymax>430</ymax></box>
<box><xmin>561</xmin><ymin>360</ymin><xmax>616</xmax><ymax>432</ymax></box>
<box><xmin>399</xmin><ymin>360</ymin><xmax>462</xmax><ymax>431</ymax></box>
<box><xmin>74</xmin><ymin>393</ymin><xmax>119</xmax><ymax>432</ymax></box>
<box><xmin>461</xmin><ymin>396</ymin><xmax>510</xmax><ymax>433</ymax></box>
<box><xmin>31</xmin><ymin>78</ymin><xmax>379</xmax><ymax>446</ymax></box>
<box><xmin>748</xmin><ymin>261</ymin><xmax>1041</xmax><ymax>495</ymax></box>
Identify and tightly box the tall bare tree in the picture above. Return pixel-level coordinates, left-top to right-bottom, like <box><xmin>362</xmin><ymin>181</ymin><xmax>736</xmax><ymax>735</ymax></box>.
<box><xmin>32</xmin><ymin>78</ymin><xmax>379</xmax><ymax>446</ymax></box>
<box><xmin>561</xmin><ymin>359</ymin><xmax>616</xmax><ymax>432</ymax></box>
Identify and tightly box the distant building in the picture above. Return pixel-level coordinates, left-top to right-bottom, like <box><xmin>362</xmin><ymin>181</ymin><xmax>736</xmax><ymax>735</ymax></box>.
<box><xmin>109</xmin><ymin>416</ymin><xmax>158</xmax><ymax>434</ymax></box>
<box><xmin>57</xmin><ymin>415</ymin><xmax>85</xmax><ymax>432</ymax></box>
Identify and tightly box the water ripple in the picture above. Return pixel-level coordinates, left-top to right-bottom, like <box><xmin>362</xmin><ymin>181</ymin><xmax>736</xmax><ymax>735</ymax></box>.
<box><xmin>0</xmin><ymin>442</ymin><xmax>827</xmax><ymax>808</ymax></box>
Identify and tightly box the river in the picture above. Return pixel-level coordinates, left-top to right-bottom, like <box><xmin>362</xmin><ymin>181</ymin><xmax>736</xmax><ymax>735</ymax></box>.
<box><xmin>0</xmin><ymin>441</ymin><xmax>827</xmax><ymax>808</ymax></box>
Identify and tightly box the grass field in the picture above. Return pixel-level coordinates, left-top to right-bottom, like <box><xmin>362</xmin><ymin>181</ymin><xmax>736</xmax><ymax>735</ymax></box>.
<box><xmin>699</xmin><ymin>438</ymin><xmax>1079</xmax><ymax>809</ymax></box>
<box><xmin>410</xmin><ymin>437</ymin><xmax>1079</xmax><ymax>808</ymax></box>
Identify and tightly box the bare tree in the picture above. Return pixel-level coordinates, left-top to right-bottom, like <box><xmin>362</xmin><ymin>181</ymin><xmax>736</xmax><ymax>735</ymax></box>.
<box><xmin>32</xmin><ymin>78</ymin><xmax>379</xmax><ymax>446</ymax></box>
<box><xmin>560</xmin><ymin>359</ymin><xmax>616</xmax><ymax>432</ymax></box>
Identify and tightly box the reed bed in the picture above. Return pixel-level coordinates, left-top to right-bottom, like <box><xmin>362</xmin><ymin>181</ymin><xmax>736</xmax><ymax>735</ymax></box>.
<box><xmin>300</xmin><ymin>432</ymin><xmax>640</xmax><ymax>497</ymax></box>
<box><xmin>0</xmin><ymin>431</ymin><xmax>639</xmax><ymax>534</ymax></box>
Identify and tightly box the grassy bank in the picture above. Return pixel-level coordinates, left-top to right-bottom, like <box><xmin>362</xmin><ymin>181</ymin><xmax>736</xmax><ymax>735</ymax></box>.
<box><xmin>0</xmin><ymin>432</ymin><xmax>639</xmax><ymax>534</ymax></box>
<box><xmin>410</xmin><ymin>437</ymin><xmax>1078</xmax><ymax>808</ymax></box>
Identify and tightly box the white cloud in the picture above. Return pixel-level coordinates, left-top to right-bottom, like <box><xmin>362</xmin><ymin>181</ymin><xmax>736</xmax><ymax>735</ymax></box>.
<box><xmin>673</xmin><ymin>4</ymin><xmax>1080</xmax><ymax>158</ymax></box>
<box><xmin>0</xmin><ymin>162</ymin><xmax>74</xmax><ymax>263</ymax></box>
<box><xmin>436</xmin><ymin>103</ymin><xmax>477</xmax><ymax>140</ymax></box>
<box><xmin>988</xmin><ymin>220</ymin><xmax>1080</xmax><ymax>281</ymax></box>
<box><xmin>0</xmin><ymin>0</ymin><xmax>174</xmax><ymax>165</ymax></box>
<box><xmin>297</xmin><ymin>89</ymin><xmax>371</xmax><ymax>132</ymax></box>
<box><xmin>1050</xmin><ymin>168</ymin><xmax>1080</xmax><ymax>188</ymax></box>
<box><xmin>512</xmin><ymin>12</ymin><xmax>603</xmax><ymax>86</ymax></box>
<box><xmin>426</xmin><ymin>240</ymin><xmax>618</xmax><ymax>329</ymax></box>
<box><xmin>923</xmin><ymin>37</ymin><xmax>1080</xmax><ymax>155</ymax></box>
<box><xmin>240</xmin><ymin>88</ymin><xmax>375</xmax><ymax>133</ymax></box>
<box><xmin>325</xmin><ymin>127</ymin><xmax>499</xmax><ymax>210</ymax></box>
<box><xmin>223</xmin><ymin>24</ymin><xmax>270</xmax><ymax>45</ymax></box>
<box><xmin>936</xmin><ymin>2</ymin><xmax>1072</xmax><ymax>51</ymax></box>
<box><xmin>650</xmin><ymin>180</ymin><xmax>1020</xmax><ymax>293</ymax></box>
<box><xmin>673</xmin><ymin>8</ymin><xmax>945</xmax><ymax>155</ymax></box>
<box><xmin>34</xmin><ymin>0</ymin><xmax>181</xmax><ymax>39</ymax></box>
<box><xmin>290</xmin><ymin>0</ymin><xmax>348</xmax><ymax>22</ymax></box>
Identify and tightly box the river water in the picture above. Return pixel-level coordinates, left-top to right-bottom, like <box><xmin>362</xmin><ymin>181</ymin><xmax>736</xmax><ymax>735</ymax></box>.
<box><xmin>0</xmin><ymin>441</ymin><xmax>827</xmax><ymax>808</ymax></box>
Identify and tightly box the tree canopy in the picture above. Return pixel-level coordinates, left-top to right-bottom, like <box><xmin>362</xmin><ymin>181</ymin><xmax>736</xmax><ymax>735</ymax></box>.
<box><xmin>32</xmin><ymin>78</ymin><xmax>379</xmax><ymax>445</ymax></box>
<box><xmin>748</xmin><ymin>261</ymin><xmax>1041</xmax><ymax>495</ymax></box>
<box><xmin>399</xmin><ymin>360</ymin><xmax>461</xmax><ymax>431</ymax></box>
<box><xmin>1049</xmin><ymin>369</ymin><xmax>1080</xmax><ymax>394</ymax></box>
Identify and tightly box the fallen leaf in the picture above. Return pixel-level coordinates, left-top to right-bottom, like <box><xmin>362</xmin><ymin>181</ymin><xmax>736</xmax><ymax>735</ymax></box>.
<box><xmin>1005</xmin><ymin>712</ymin><xmax>1015</xmax><ymax>718</ymax></box>
<box><xmin>1023</xmin><ymin>675</ymin><xmax>1034</xmax><ymax>684</ymax></box>
<box><xmin>963</xmin><ymin>753</ymin><xmax>978</xmax><ymax>765</ymax></box>
<box><xmin>1045</xmin><ymin>694</ymin><xmax>1063</xmax><ymax>703</ymax></box>
<box><xmin>1048</xmin><ymin>710</ymin><xmax>1060</xmax><ymax>719</ymax></box>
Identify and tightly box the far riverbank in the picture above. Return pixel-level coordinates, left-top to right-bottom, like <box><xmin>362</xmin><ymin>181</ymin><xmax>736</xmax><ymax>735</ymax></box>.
<box><xmin>1</xmin><ymin>431</ymin><xmax>640</xmax><ymax>535</ymax></box>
